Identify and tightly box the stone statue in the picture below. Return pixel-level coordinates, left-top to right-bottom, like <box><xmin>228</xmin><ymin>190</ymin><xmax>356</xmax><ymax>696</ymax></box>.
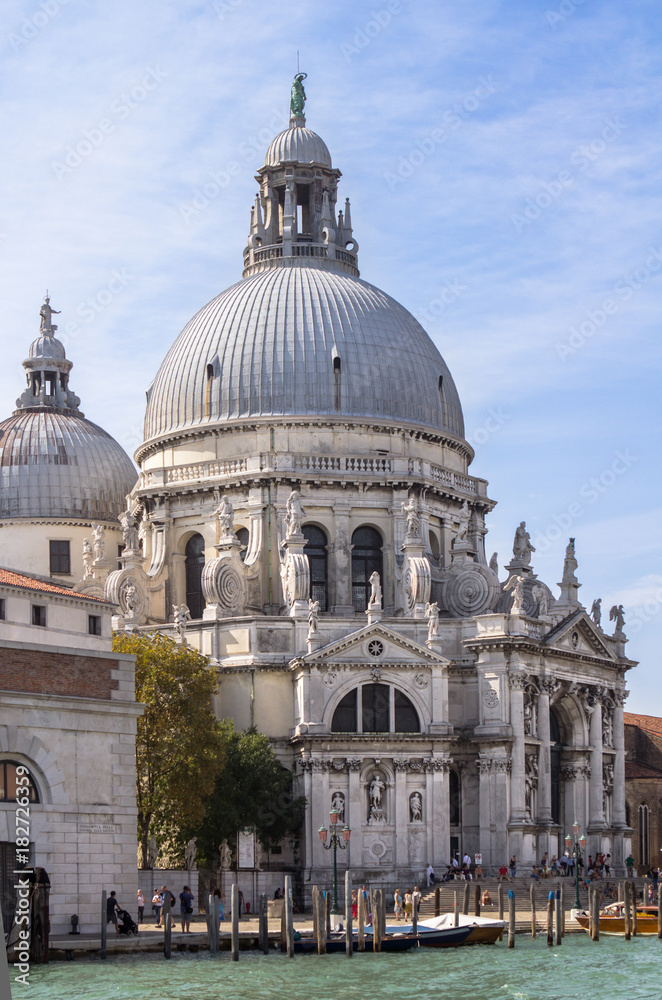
<box><xmin>609</xmin><ymin>604</ymin><xmax>625</xmax><ymax>633</ymax></box>
<box><xmin>590</xmin><ymin>598</ymin><xmax>602</xmax><ymax>627</ymax></box>
<box><xmin>401</xmin><ymin>497</ymin><xmax>420</xmax><ymax>539</ymax></box>
<box><xmin>184</xmin><ymin>837</ymin><xmax>197</xmax><ymax>871</ymax></box>
<box><xmin>562</xmin><ymin>537</ymin><xmax>578</xmax><ymax>581</ymax></box>
<box><xmin>219</xmin><ymin>839</ymin><xmax>232</xmax><ymax>870</ymax></box>
<box><xmin>307</xmin><ymin>598</ymin><xmax>320</xmax><ymax>635</ymax></box>
<box><xmin>124</xmin><ymin>580</ymin><xmax>138</xmax><ymax>613</ymax></box>
<box><xmin>39</xmin><ymin>294</ymin><xmax>60</xmax><ymax>334</ymax></box>
<box><xmin>489</xmin><ymin>552</ymin><xmax>499</xmax><ymax>577</ymax></box>
<box><xmin>285</xmin><ymin>490</ymin><xmax>305</xmax><ymax>537</ymax></box>
<box><xmin>120</xmin><ymin>510</ymin><xmax>140</xmax><ymax>551</ymax></box>
<box><xmin>531</xmin><ymin>582</ymin><xmax>549</xmax><ymax>617</ymax></box>
<box><xmin>82</xmin><ymin>538</ymin><xmax>94</xmax><ymax>579</ymax></box>
<box><xmin>368</xmin><ymin>773</ymin><xmax>386</xmax><ymax>823</ymax></box>
<box><xmin>215</xmin><ymin>495</ymin><xmax>236</xmax><ymax>538</ymax></box>
<box><xmin>504</xmin><ymin>573</ymin><xmax>525</xmax><ymax>614</ymax></box>
<box><xmin>513</xmin><ymin>521</ymin><xmax>535</xmax><ymax>565</ymax></box>
<box><xmin>453</xmin><ymin>501</ymin><xmax>471</xmax><ymax>545</ymax></box>
<box><xmin>290</xmin><ymin>72</ymin><xmax>307</xmax><ymax>117</ymax></box>
<box><xmin>602</xmin><ymin>708</ymin><xmax>613</xmax><ymax>747</ymax></box>
<box><xmin>367</xmin><ymin>571</ymin><xmax>382</xmax><ymax>611</ymax></box>
<box><xmin>523</xmin><ymin>693</ymin><xmax>536</xmax><ymax>736</ymax></box>
<box><xmin>172</xmin><ymin>603</ymin><xmax>191</xmax><ymax>638</ymax></box>
<box><xmin>92</xmin><ymin>523</ymin><xmax>106</xmax><ymax>562</ymax></box>
<box><xmin>147</xmin><ymin>835</ymin><xmax>158</xmax><ymax>868</ymax></box>
<box><xmin>525</xmin><ymin>754</ymin><xmax>538</xmax><ymax>819</ymax></box>
<box><xmin>409</xmin><ymin>791</ymin><xmax>423</xmax><ymax>822</ymax></box>
<box><xmin>331</xmin><ymin>791</ymin><xmax>345</xmax><ymax>823</ymax></box>
<box><xmin>425</xmin><ymin>601</ymin><xmax>439</xmax><ymax>640</ymax></box>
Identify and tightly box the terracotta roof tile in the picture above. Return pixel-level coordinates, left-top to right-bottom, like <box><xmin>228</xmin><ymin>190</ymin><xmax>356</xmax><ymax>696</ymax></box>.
<box><xmin>0</xmin><ymin>568</ymin><xmax>108</xmax><ymax>603</ymax></box>
<box><xmin>625</xmin><ymin>760</ymin><xmax>662</xmax><ymax>779</ymax></box>
<box><xmin>624</xmin><ymin>712</ymin><xmax>662</xmax><ymax>737</ymax></box>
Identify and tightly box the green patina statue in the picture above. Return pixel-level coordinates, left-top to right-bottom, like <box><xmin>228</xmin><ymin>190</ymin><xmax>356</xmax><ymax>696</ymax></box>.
<box><xmin>290</xmin><ymin>73</ymin><xmax>307</xmax><ymax>117</ymax></box>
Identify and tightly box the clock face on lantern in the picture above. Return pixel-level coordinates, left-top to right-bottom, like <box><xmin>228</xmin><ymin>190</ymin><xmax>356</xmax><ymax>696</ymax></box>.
<box><xmin>367</xmin><ymin>639</ymin><xmax>384</xmax><ymax>658</ymax></box>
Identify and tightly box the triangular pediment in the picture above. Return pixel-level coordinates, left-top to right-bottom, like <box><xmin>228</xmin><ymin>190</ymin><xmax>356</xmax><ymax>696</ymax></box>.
<box><xmin>294</xmin><ymin>622</ymin><xmax>451</xmax><ymax>668</ymax></box>
<box><xmin>544</xmin><ymin>610</ymin><xmax>617</xmax><ymax>661</ymax></box>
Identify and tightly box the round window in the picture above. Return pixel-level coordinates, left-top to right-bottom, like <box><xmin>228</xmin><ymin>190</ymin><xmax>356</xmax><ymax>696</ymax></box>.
<box><xmin>368</xmin><ymin>639</ymin><xmax>384</xmax><ymax>658</ymax></box>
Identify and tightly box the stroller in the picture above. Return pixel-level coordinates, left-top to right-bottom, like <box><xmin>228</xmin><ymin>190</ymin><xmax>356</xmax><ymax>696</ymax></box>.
<box><xmin>117</xmin><ymin>909</ymin><xmax>139</xmax><ymax>935</ymax></box>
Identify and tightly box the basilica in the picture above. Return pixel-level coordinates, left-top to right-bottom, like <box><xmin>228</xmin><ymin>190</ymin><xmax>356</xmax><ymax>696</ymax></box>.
<box><xmin>0</xmin><ymin>82</ymin><xmax>635</xmax><ymax>890</ymax></box>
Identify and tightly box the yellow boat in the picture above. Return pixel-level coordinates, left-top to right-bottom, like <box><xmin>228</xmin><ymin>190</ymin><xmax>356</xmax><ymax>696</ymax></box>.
<box><xmin>573</xmin><ymin>901</ymin><xmax>660</xmax><ymax>936</ymax></box>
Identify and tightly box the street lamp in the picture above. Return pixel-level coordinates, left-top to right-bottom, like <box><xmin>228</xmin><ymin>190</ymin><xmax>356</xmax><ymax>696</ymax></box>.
<box><xmin>565</xmin><ymin>821</ymin><xmax>587</xmax><ymax>910</ymax></box>
<box><xmin>318</xmin><ymin>808</ymin><xmax>351</xmax><ymax>913</ymax></box>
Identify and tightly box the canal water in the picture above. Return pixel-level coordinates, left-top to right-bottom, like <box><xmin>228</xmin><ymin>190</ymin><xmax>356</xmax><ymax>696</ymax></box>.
<box><xmin>19</xmin><ymin>935</ymin><xmax>661</xmax><ymax>1000</ymax></box>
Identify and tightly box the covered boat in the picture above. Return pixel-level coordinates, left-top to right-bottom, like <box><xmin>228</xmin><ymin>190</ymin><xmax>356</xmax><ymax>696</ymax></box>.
<box><xmin>572</xmin><ymin>902</ymin><xmax>659</xmax><ymax>936</ymax></box>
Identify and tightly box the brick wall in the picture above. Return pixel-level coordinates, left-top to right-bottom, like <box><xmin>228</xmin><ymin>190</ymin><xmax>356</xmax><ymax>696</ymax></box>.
<box><xmin>0</xmin><ymin>646</ymin><xmax>119</xmax><ymax>699</ymax></box>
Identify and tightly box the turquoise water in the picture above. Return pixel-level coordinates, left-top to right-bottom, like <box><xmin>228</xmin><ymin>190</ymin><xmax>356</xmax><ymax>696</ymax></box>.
<box><xmin>18</xmin><ymin>936</ymin><xmax>662</xmax><ymax>1000</ymax></box>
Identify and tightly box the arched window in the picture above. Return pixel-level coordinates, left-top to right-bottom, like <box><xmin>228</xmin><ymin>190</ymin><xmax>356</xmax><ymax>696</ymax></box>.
<box><xmin>351</xmin><ymin>526</ymin><xmax>383</xmax><ymax>612</ymax></box>
<box><xmin>204</xmin><ymin>363</ymin><xmax>214</xmax><ymax>418</ymax></box>
<box><xmin>638</xmin><ymin>803</ymin><xmax>650</xmax><ymax>866</ymax></box>
<box><xmin>331</xmin><ymin>684</ymin><xmax>419</xmax><ymax>733</ymax></box>
<box><xmin>236</xmin><ymin>526</ymin><xmax>249</xmax><ymax>562</ymax></box>
<box><xmin>303</xmin><ymin>525</ymin><xmax>328</xmax><ymax>611</ymax></box>
<box><xmin>0</xmin><ymin>761</ymin><xmax>39</xmax><ymax>802</ymax></box>
<box><xmin>185</xmin><ymin>533</ymin><xmax>205</xmax><ymax>619</ymax></box>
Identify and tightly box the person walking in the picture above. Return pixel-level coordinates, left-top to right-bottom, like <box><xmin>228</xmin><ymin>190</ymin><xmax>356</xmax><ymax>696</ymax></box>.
<box><xmin>394</xmin><ymin>888</ymin><xmax>403</xmax><ymax>920</ymax></box>
<box><xmin>404</xmin><ymin>890</ymin><xmax>413</xmax><ymax>920</ymax></box>
<box><xmin>152</xmin><ymin>888</ymin><xmax>163</xmax><ymax>925</ymax></box>
<box><xmin>626</xmin><ymin>854</ymin><xmax>635</xmax><ymax>877</ymax></box>
<box><xmin>509</xmin><ymin>855</ymin><xmax>517</xmax><ymax>878</ymax></box>
<box><xmin>412</xmin><ymin>886</ymin><xmax>421</xmax><ymax>914</ymax></box>
<box><xmin>426</xmin><ymin>863</ymin><xmax>435</xmax><ymax>887</ymax></box>
<box><xmin>136</xmin><ymin>890</ymin><xmax>145</xmax><ymax>924</ymax></box>
<box><xmin>179</xmin><ymin>884</ymin><xmax>194</xmax><ymax>933</ymax></box>
<box><xmin>106</xmin><ymin>890</ymin><xmax>121</xmax><ymax>936</ymax></box>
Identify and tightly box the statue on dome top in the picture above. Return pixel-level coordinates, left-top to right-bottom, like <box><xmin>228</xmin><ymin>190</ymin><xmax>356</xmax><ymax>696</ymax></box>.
<box><xmin>39</xmin><ymin>294</ymin><xmax>60</xmax><ymax>335</ymax></box>
<box><xmin>562</xmin><ymin>537</ymin><xmax>578</xmax><ymax>582</ymax></box>
<box><xmin>290</xmin><ymin>72</ymin><xmax>307</xmax><ymax>118</ymax></box>
<box><xmin>512</xmin><ymin>521</ymin><xmax>535</xmax><ymax>565</ymax></box>
<box><xmin>504</xmin><ymin>572</ymin><xmax>526</xmax><ymax>614</ymax></box>
<box><xmin>609</xmin><ymin>603</ymin><xmax>625</xmax><ymax>634</ymax></box>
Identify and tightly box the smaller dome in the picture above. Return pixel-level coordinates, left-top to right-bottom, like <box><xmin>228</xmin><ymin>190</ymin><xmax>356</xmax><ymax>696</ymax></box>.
<box><xmin>264</xmin><ymin>125</ymin><xmax>332</xmax><ymax>168</ymax></box>
<box><xmin>29</xmin><ymin>335</ymin><xmax>67</xmax><ymax>360</ymax></box>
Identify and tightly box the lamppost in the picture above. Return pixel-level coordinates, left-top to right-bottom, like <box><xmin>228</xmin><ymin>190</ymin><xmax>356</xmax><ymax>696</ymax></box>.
<box><xmin>318</xmin><ymin>808</ymin><xmax>351</xmax><ymax>913</ymax></box>
<box><xmin>565</xmin><ymin>821</ymin><xmax>587</xmax><ymax>910</ymax></box>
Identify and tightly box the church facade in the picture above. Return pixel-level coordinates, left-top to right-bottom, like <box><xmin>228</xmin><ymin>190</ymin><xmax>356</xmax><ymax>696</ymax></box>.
<box><xmin>102</xmin><ymin>85</ymin><xmax>635</xmax><ymax>883</ymax></box>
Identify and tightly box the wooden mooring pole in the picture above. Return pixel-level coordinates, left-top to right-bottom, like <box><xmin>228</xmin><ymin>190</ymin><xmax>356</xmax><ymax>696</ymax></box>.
<box><xmin>462</xmin><ymin>880</ymin><xmax>470</xmax><ymax>915</ymax></box>
<box><xmin>632</xmin><ymin>880</ymin><xmax>638</xmax><ymax>937</ymax></box>
<box><xmin>208</xmin><ymin>894</ymin><xmax>218</xmax><ymax>954</ymax></box>
<box><xmin>508</xmin><ymin>890</ymin><xmax>516</xmax><ymax>948</ymax></box>
<box><xmin>453</xmin><ymin>890</ymin><xmax>459</xmax><ymax>927</ymax></box>
<box><xmin>658</xmin><ymin>884</ymin><xmax>662</xmax><ymax>939</ymax></box>
<box><xmin>555</xmin><ymin>889</ymin><xmax>562</xmax><ymax>947</ymax></box>
<box><xmin>474</xmin><ymin>883</ymin><xmax>481</xmax><ymax>917</ymax></box>
<box><xmin>498</xmin><ymin>882</ymin><xmax>504</xmax><ymax>920</ymax></box>
<box><xmin>624</xmin><ymin>880</ymin><xmax>631</xmax><ymax>941</ymax></box>
<box><xmin>373</xmin><ymin>888</ymin><xmax>383</xmax><ymax>952</ymax></box>
<box><xmin>357</xmin><ymin>888</ymin><xmax>366</xmax><ymax>951</ymax></box>
<box><xmin>259</xmin><ymin>893</ymin><xmax>268</xmax><ymax>955</ymax></box>
<box><xmin>434</xmin><ymin>885</ymin><xmax>441</xmax><ymax>917</ymax></box>
<box><xmin>316</xmin><ymin>889</ymin><xmax>327</xmax><ymax>955</ymax></box>
<box><xmin>163</xmin><ymin>893</ymin><xmax>172</xmax><ymax>960</ymax></box>
<box><xmin>546</xmin><ymin>892</ymin><xmax>554</xmax><ymax>947</ymax></box>
<box><xmin>530</xmin><ymin>882</ymin><xmax>536</xmax><ymax>938</ymax></box>
<box><xmin>285</xmin><ymin>875</ymin><xmax>294</xmax><ymax>958</ymax></box>
<box><xmin>345</xmin><ymin>871</ymin><xmax>353</xmax><ymax>957</ymax></box>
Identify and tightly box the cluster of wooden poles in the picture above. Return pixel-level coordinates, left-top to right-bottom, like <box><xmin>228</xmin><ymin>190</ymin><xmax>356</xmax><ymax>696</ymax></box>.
<box><xmin>101</xmin><ymin>877</ymin><xmax>662</xmax><ymax>961</ymax></box>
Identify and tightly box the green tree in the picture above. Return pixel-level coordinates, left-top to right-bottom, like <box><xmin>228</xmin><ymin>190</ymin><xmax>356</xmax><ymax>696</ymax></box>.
<box><xmin>194</xmin><ymin>723</ymin><xmax>306</xmax><ymax>866</ymax></box>
<box><xmin>113</xmin><ymin>632</ymin><xmax>226</xmax><ymax>868</ymax></box>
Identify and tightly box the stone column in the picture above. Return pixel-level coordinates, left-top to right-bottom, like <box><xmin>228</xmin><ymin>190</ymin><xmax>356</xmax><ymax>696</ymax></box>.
<box><xmin>612</xmin><ymin>692</ymin><xmax>627</xmax><ymax>867</ymax></box>
<box><xmin>493</xmin><ymin>759</ymin><xmax>511</xmax><ymax>868</ymax></box>
<box><xmin>301</xmin><ymin>761</ymin><xmax>314</xmax><ymax>873</ymax></box>
<box><xmin>588</xmin><ymin>696</ymin><xmax>604</xmax><ymax>834</ymax></box>
<box><xmin>331</xmin><ymin>503</ymin><xmax>353</xmax><ymax>614</ymax></box>
<box><xmin>394</xmin><ymin>760</ymin><xmax>409</xmax><ymax>867</ymax></box>
<box><xmin>508</xmin><ymin>674</ymin><xmax>527</xmax><ymax>823</ymax></box>
<box><xmin>347</xmin><ymin>758</ymin><xmax>362</xmax><ymax>869</ymax></box>
<box><xmin>430</xmin><ymin>759</ymin><xmax>451</xmax><ymax>869</ymax></box>
<box><xmin>477</xmin><ymin>756</ymin><xmax>492</xmax><ymax>863</ymax></box>
<box><xmin>311</xmin><ymin>761</ymin><xmax>331</xmax><ymax>872</ymax></box>
<box><xmin>537</xmin><ymin>679</ymin><xmax>556</xmax><ymax>828</ymax></box>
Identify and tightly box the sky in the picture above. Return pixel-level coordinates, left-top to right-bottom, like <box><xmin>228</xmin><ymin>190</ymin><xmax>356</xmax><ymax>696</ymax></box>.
<box><xmin>1</xmin><ymin>0</ymin><xmax>660</xmax><ymax>713</ymax></box>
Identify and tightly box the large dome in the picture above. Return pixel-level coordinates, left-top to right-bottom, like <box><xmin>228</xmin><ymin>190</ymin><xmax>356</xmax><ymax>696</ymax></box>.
<box><xmin>264</xmin><ymin>125</ymin><xmax>332</xmax><ymax>167</ymax></box>
<box><xmin>0</xmin><ymin>410</ymin><xmax>137</xmax><ymax>521</ymax></box>
<box><xmin>143</xmin><ymin>267</ymin><xmax>465</xmax><ymax>445</ymax></box>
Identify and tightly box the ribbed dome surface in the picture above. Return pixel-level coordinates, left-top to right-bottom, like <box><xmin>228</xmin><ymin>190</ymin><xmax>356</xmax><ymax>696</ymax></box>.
<box><xmin>0</xmin><ymin>411</ymin><xmax>137</xmax><ymax>520</ymax></box>
<box><xmin>264</xmin><ymin>126</ymin><xmax>332</xmax><ymax>167</ymax></box>
<box><xmin>143</xmin><ymin>268</ymin><xmax>465</xmax><ymax>443</ymax></box>
<box><xmin>29</xmin><ymin>335</ymin><xmax>67</xmax><ymax>360</ymax></box>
